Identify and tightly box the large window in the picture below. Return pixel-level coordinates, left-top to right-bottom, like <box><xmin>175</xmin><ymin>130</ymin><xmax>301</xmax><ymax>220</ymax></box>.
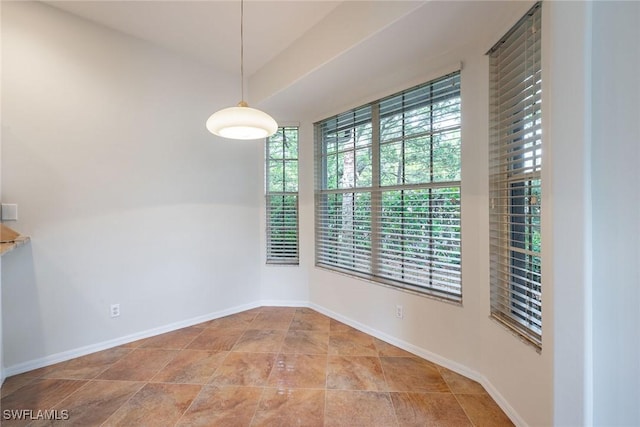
<box><xmin>266</xmin><ymin>127</ymin><xmax>299</xmax><ymax>264</ymax></box>
<box><xmin>315</xmin><ymin>72</ymin><xmax>462</xmax><ymax>301</ymax></box>
<box><xmin>489</xmin><ymin>3</ymin><xmax>542</xmax><ymax>348</ymax></box>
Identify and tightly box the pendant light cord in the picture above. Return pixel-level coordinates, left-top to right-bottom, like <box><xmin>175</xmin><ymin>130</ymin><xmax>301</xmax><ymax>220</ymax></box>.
<box><xmin>240</xmin><ymin>0</ymin><xmax>245</xmax><ymax>103</ymax></box>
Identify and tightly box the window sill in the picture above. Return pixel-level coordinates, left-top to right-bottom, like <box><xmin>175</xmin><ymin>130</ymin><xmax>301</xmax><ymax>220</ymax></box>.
<box><xmin>489</xmin><ymin>313</ymin><xmax>542</xmax><ymax>353</ymax></box>
<box><xmin>315</xmin><ymin>264</ymin><xmax>463</xmax><ymax>306</ymax></box>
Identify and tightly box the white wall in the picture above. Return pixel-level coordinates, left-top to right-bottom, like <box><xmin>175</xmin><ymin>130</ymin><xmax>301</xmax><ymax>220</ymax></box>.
<box><xmin>1</xmin><ymin>1</ymin><xmax>264</xmax><ymax>370</ymax></box>
<box><xmin>545</xmin><ymin>2</ymin><xmax>594</xmax><ymax>425</ymax></box>
<box><xmin>0</xmin><ymin>0</ymin><xmax>4</xmax><ymax>385</ymax></box>
<box><xmin>591</xmin><ymin>2</ymin><xmax>640</xmax><ymax>425</ymax></box>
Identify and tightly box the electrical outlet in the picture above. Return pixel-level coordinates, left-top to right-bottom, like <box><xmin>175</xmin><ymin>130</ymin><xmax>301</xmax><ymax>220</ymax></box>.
<box><xmin>395</xmin><ymin>304</ymin><xmax>404</xmax><ymax>319</ymax></box>
<box><xmin>110</xmin><ymin>304</ymin><xmax>120</xmax><ymax>318</ymax></box>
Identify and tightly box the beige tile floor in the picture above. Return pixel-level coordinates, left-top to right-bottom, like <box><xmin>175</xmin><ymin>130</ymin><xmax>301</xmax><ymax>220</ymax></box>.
<box><xmin>1</xmin><ymin>307</ymin><xmax>514</xmax><ymax>426</ymax></box>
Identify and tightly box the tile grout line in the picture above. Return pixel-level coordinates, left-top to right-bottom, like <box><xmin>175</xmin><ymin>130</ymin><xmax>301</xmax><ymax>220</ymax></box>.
<box><xmin>451</xmin><ymin>391</ymin><xmax>478</xmax><ymax>427</ymax></box>
<box><xmin>248</xmin><ymin>385</ymin><xmax>268</xmax><ymax>426</ymax></box>
<box><xmin>146</xmin><ymin>331</ymin><xmax>205</xmax><ymax>384</ymax></box>
<box><xmin>437</xmin><ymin>363</ymin><xmax>479</xmax><ymax>427</ymax></box>
<box><xmin>99</xmin><ymin>344</ymin><xmax>188</xmax><ymax>426</ymax></box>
<box><xmin>323</xmin><ymin>334</ymin><xmax>330</xmax><ymax>426</ymax></box>
<box><xmin>436</xmin><ymin>362</ymin><xmax>482</xmax><ymax>426</ymax></box>
<box><xmin>178</xmin><ymin>317</ymin><xmax>251</xmax><ymax>424</ymax></box>
<box><xmin>116</xmin><ymin>315</ymin><xmax>254</xmax><ymax>427</ymax></box>
<box><xmin>0</xmin><ymin>377</ymin><xmax>37</xmax><ymax>400</ymax></box>
<box><xmin>98</xmin><ymin>380</ymin><xmax>147</xmax><ymax>427</ymax></box>
<box><xmin>21</xmin><ymin>378</ymin><xmax>90</xmax><ymax>427</ymax></box>
<box><xmin>175</xmin><ymin>308</ymin><xmax>263</xmax><ymax>425</ymax></box>
<box><xmin>172</xmin><ymin>382</ymin><xmax>207</xmax><ymax>427</ymax></box>
<box><xmin>248</xmin><ymin>307</ymin><xmax>289</xmax><ymax>426</ymax></box>
<box><xmin>375</xmin><ymin>343</ymin><xmax>401</xmax><ymax>427</ymax></box>
<box><xmin>35</xmin><ymin>354</ymin><xmax>131</xmax><ymax>417</ymax></box>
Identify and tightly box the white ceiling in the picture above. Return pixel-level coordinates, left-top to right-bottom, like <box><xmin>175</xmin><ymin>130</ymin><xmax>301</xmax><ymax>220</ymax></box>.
<box><xmin>45</xmin><ymin>0</ymin><xmax>343</xmax><ymax>75</ymax></box>
<box><xmin>43</xmin><ymin>0</ymin><xmax>535</xmax><ymax>120</ymax></box>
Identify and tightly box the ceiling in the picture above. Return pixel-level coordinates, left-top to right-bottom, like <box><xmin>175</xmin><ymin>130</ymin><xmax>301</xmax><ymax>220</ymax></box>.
<box><xmin>45</xmin><ymin>0</ymin><xmax>344</xmax><ymax>75</ymax></box>
<box><xmin>44</xmin><ymin>1</ymin><xmax>534</xmax><ymax>120</ymax></box>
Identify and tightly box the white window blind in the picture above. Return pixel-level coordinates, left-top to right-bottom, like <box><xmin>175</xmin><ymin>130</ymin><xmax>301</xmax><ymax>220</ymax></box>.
<box><xmin>266</xmin><ymin>127</ymin><xmax>299</xmax><ymax>264</ymax></box>
<box><xmin>315</xmin><ymin>72</ymin><xmax>462</xmax><ymax>301</ymax></box>
<box><xmin>489</xmin><ymin>2</ymin><xmax>542</xmax><ymax>348</ymax></box>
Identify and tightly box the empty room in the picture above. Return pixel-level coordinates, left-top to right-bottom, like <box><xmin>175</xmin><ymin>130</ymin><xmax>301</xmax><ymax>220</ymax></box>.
<box><xmin>1</xmin><ymin>1</ymin><xmax>638</xmax><ymax>426</ymax></box>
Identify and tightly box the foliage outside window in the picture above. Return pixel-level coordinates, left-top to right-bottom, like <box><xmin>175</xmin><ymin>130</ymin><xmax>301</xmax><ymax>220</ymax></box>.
<box><xmin>266</xmin><ymin>127</ymin><xmax>299</xmax><ymax>264</ymax></box>
<box><xmin>489</xmin><ymin>2</ymin><xmax>542</xmax><ymax>348</ymax></box>
<box><xmin>314</xmin><ymin>72</ymin><xmax>462</xmax><ymax>301</ymax></box>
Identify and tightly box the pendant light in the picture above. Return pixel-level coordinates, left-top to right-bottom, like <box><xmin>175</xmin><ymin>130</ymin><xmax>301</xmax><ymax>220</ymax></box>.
<box><xmin>206</xmin><ymin>0</ymin><xmax>278</xmax><ymax>140</ymax></box>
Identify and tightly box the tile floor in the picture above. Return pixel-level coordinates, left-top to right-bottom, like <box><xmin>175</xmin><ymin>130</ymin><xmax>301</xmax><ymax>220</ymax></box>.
<box><xmin>1</xmin><ymin>307</ymin><xmax>514</xmax><ymax>426</ymax></box>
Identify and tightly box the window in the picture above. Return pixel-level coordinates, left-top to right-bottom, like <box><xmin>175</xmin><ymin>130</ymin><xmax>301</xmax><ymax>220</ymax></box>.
<box><xmin>266</xmin><ymin>127</ymin><xmax>299</xmax><ymax>264</ymax></box>
<box><xmin>315</xmin><ymin>72</ymin><xmax>462</xmax><ymax>301</ymax></box>
<box><xmin>489</xmin><ymin>2</ymin><xmax>542</xmax><ymax>348</ymax></box>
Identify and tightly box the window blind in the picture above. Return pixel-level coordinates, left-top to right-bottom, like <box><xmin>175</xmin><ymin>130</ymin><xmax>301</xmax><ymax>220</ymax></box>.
<box><xmin>489</xmin><ymin>2</ymin><xmax>542</xmax><ymax>348</ymax></box>
<box><xmin>315</xmin><ymin>72</ymin><xmax>462</xmax><ymax>301</ymax></box>
<box><xmin>266</xmin><ymin>127</ymin><xmax>299</xmax><ymax>264</ymax></box>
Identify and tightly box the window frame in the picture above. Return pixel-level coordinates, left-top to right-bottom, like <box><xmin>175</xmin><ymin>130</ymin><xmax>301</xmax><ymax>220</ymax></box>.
<box><xmin>488</xmin><ymin>2</ymin><xmax>543</xmax><ymax>349</ymax></box>
<box><xmin>314</xmin><ymin>72</ymin><xmax>462</xmax><ymax>302</ymax></box>
<box><xmin>265</xmin><ymin>126</ymin><xmax>299</xmax><ymax>265</ymax></box>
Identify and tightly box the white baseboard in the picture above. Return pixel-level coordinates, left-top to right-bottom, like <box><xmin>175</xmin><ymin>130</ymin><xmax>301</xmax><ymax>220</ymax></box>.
<box><xmin>260</xmin><ymin>299</ymin><xmax>309</xmax><ymax>308</ymax></box>
<box><xmin>3</xmin><ymin>301</ymin><xmax>260</xmax><ymax>378</ymax></box>
<box><xmin>479</xmin><ymin>373</ymin><xmax>527</xmax><ymax>427</ymax></box>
